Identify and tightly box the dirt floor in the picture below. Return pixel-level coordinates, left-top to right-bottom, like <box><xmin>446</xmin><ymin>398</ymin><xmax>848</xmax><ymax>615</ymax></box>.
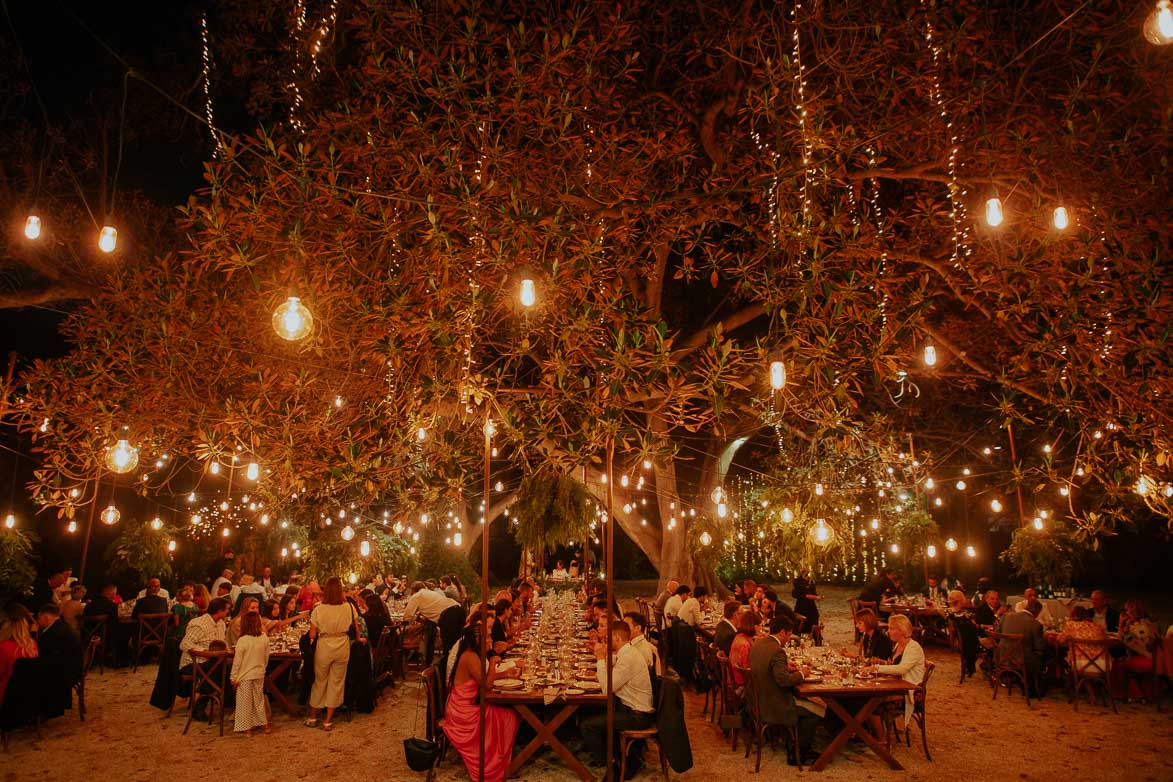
<box><xmin>4</xmin><ymin>585</ymin><xmax>1172</xmax><ymax>782</ymax></box>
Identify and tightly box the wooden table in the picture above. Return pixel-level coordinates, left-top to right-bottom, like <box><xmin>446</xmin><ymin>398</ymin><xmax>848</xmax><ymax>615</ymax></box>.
<box><xmin>882</xmin><ymin>604</ymin><xmax>948</xmax><ymax>645</ymax></box>
<box><xmin>486</xmin><ymin>688</ymin><xmax>606</xmax><ymax>781</ymax></box>
<box><xmin>187</xmin><ymin>647</ymin><xmax>305</xmax><ymax>725</ymax></box>
<box><xmin>797</xmin><ymin>676</ymin><xmax>919</xmax><ymax>772</ymax></box>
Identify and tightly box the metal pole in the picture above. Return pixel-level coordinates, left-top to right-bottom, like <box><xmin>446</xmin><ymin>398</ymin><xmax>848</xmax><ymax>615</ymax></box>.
<box><xmin>604</xmin><ymin>438</ymin><xmax>615</xmax><ymax>781</ymax></box>
<box><xmin>478</xmin><ymin>411</ymin><xmax>491</xmax><ymax>782</ymax></box>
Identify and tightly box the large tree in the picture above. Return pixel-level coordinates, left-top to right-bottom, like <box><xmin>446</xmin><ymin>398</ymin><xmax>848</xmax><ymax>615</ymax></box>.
<box><xmin>9</xmin><ymin>0</ymin><xmax>1171</xmax><ymax>588</ymax></box>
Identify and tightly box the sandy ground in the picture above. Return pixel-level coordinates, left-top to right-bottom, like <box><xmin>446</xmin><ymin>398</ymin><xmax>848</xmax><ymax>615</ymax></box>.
<box><xmin>4</xmin><ymin>586</ymin><xmax>1172</xmax><ymax>782</ymax></box>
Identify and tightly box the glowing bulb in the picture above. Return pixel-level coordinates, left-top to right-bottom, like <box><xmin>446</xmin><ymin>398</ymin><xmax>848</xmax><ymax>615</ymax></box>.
<box><xmin>927</xmin><ymin>545</ymin><xmax>938</xmax><ymax>558</ymax></box>
<box><xmin>348</xmin><ymin>572</ymin><xmax>358</xmax><ymax>585</ymax></box>
<box><xmin>934</xmin><ymin>497</ymin><xmax>943</xmax><ymax>507</ymax></box>
<box><xmin>620</xmin><ymin>474</ymin><xmax>629</xmax><ymax>487</ymax></box>
<box><xmin>985</xmin><ymin>197</ymin><xmax>1004</xmax><ymax>227</ymax></box>
<box><xmin>219</xmin><ymin>501</ymin><xmax>229</xmax><ymax>511</ymax></box>
<box><xmin>416</xmin><ymin>426</ymin><xmax>427</xmax><ymax>442</ymax></box>
<box><xmin>1144</xmin><ymin>0</ymin><xmax>1173</xmax><ymax>44</ymax></box>
<box><xmin>360</xmin><ymin>540</ymin><xmax>371</xmax><ymax>557</ymax></box>
<box><xmin>24</xmin><ymin>215</ymin><xmax>42</xmax><ymax>240</ymax></box>
<box><xmin>1032</xmin><ymin>517</ymin><xmax>1044</xmax><ymax>530</ymax></box>
<box><xmin>1059</xmin><ymin>486</ymin><xmax>1069</xmax><ymax>497</ymax></box>
<box><xmin>519</xmin><ymin>278</ymin><xmax>536</xmax><ymax>307</ymax></box>
<box><xmin>272</xmin><ymin>296</ymin><xmax>313</xmax><ymax>341</ymax></box>
<box><xmin>955</xmin><ymin>480</ymin><xmax>967</xmax><ymax>491</ymax></box>
<box><xmin>341</xmin><ymin>525</ymin><xmax>355</xmax><ymax>541</ymax></box>
<box><xmin>870</xmin><ymin>518</ymin><xmax>880</xmax><ymax>530</ymax></box>
<box><xmin>105</xmin><ymin>439</ymin><xmax>139</xmax><ymax>474</ymax></box>
<box><xmin>983</xmin><ymin>447</ymin><xmax>992</xmax><ymax>455</ymax></box>
<box><xmin>769</xmin><ymin>360</ymin><xmax>787</xmax><ymax>391</ymax></box>
<box><xmin>167</xmin><ymin>539</ymin><xmax>177</xmax><ymax>552</ymax></box>
<box><xmin>966</xmin><ymin>545</ymin><xmax>976</xmax><ymax>558</ymax></box>
<box><xmin>923</xmin><ymin>344</ymin><xmax>937</xmax><ymax>367</ymax></box>
<box><xmin>814</xmin><ymin>483</ymin><xmax>824</xmax><ymax>496</ymax></box>
<box><xmin>485</xmin><ymin>420</ymin><xmax>496</xmax><ymax>437</ymax></box>
<box><xmin>1135</xmin><ymin>476</ymin><xmax>1152</xmax><ymax>496</ymax></box>
<box><xmin>716</xmin><ymin>502</ymin><xmax>727</xmax><ymax>518</ymax></box>
<box><xmin>246</xmin><ymin>462</ymin><xmax>259</xmax><ymax>481</ymax></box>
<box><xmin>889</xmin><ymin>543</ymin><xmax>900</xmax><ymax>554</ymax></box>
<box><xmin>101</xmin><ymin>505</ymin><xmax>120</xmax><ymax>525</ymax></box>
<box><xmin>67</xmin><ymin>521</ymin><xmax>77</xmax><ymax>533</ymax></box>
<box><xmin>945</xmin><ymin>537</ymin><xmax>958</xmax><ymax>552</ymax></box>
<box><xmin>1052</xmin><ymin>206</ymin><xmax>1070</xmax><ymax>230</ymax></box>
<box><xmin>990</xmin><ymin>499</ymin><xmax>1003</xmax><ymax>513</ymax></box>
<box><xmin>453</xmin><ymin>531</ymin><xmax>463</xmax><ymax>547</ymax></box>
<box><xmin>98</xmin><ymin>225</ymin><xmax>117</xmax><ymax>253</ymax></box>
<box><xmin>924</xmin><ymin>477</ymin><xmax>935</xmax><ymax>491</ymax></box>
<box><xmin>699</xmin><ymin>531</ymin><xmax>712</xmax><ymax>546</ymax></box>
<box><xmin>209</xmin><ymin>461</ymin><xmax>220</xmax><ymax>475</ymax></box>
<box><xmin>192</xmin><ymin>514</ymin><xmax>202</xmax><ymax>524</ymax></box>
<box><xmin>782</xmin><ymin>508</ymin><xmax>794</xmax><ymax>523</ymax></box>
<box><xmin>222</xmin><ymin>527</ymin><xmax>230</xmax><ymax>537</ymax></box>
<box><xmin>1043</xmin><ymin>444</ymin><xmax>1052</xmax><ymax>454</ymax></box>
<box><xmin>811</xmin><ymin>518</ymin><xmax>833</xmax><ymax>547</ymax></box>
<box><xmin>150</xmin><ymin>517</ymin><xmax>163</xmax><ymax>530</ymax></box>
<box><xmin>1164</xmin><ymin>484</ymin><xmax>1173</xmax><ymax>498</ymax></box>
<box><xmin>3</xmin><ymin>513</ymin><xmax>14</xmax><ymax>529</ymax></box>
<box><xmin>643</xmin><ymin>459</ymin><xmax>652</xmax><ymax>470</ymax></box>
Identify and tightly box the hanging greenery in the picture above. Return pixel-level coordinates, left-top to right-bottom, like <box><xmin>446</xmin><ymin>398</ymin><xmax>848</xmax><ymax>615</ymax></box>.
<box><xmin>105</xmin><ymin>517</ymin><xmax>175</xmax><ymax>583</ymax></box>
<box><xmin>0</xmin><ymin>526</ymin><xmax>38</xmax><ymax>601</ymax></box>
<box><xmin>1000</xmin><ymin>523</ymin><xmax>1084</xmax><ymax>588</ymax></box>
<box><xmin>511</xmin><ymin>473</ymin><xmax>594</xmax><ymax>554</ymax></box>
<box><xmin>302</xmin><ymin>527</ymin><xmax>413</xmax><ymax>586</ymax></box>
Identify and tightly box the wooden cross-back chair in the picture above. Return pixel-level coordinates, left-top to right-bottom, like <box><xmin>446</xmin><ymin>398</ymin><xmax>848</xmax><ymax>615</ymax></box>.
<box><xmin>1067</xmin><ymin>637</ymin><xmax>1116</xmax><ymax>712</ymax></box>
<box><xmin>182</xmin><ymin>649</ymin><xmax>230</xmax><ymax>736</ymax></box>
<box><xmin>988</xmin><ymin>631</ymin><xmax>1032</xmax><ymax>706</ymax></box>
<box><xmin>132</xmin><ymin>613</ymin><xmax>172</xmax><ymax>672</ymax></box>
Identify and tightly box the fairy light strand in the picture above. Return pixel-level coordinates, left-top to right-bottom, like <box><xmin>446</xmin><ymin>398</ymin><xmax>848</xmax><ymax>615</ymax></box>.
<box><xmin>200</xmin><ymin>13</ymin><xmax>222</xmax><ymax>158</ymax></box>
<box><xmin>791</xmin><ymin>1</ymin><xmax>814</xmax><ymax>235</ymax></box>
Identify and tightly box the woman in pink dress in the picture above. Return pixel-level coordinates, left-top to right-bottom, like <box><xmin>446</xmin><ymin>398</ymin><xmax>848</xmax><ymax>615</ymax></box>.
<box><xmin>0</xmin><ymin>604</ymin><xmax>39</xmax><ymax>705</ymax></box>
<box><xmin>444</xmin><ymin>622</ymin><xmax>521</xmax><ymax>782</ymax></box>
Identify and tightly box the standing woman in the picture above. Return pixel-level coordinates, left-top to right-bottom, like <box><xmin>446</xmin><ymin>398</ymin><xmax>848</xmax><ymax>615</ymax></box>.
<box><xmin>306</xmin><ymin>577</ymin><xmax>357</xmax><ymax>730</ymax></box>
<box><xmin>792</xmin><ymin>569</ymin><xmax>823</xmax><ymax>639</ymax></box>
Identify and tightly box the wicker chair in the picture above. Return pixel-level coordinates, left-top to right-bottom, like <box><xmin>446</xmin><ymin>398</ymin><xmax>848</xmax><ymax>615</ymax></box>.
<box><xmin>1067</xmin><ymin>637</ymin><xmax>1116</xmax><ymax>712</ymax></box>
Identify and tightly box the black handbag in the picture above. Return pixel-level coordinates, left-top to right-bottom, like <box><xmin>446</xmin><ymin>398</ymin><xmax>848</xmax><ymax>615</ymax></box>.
<box><xmin>403</xmin><ymin>737</ymin><xmax>440</xmax><ymax>772</ymax></box>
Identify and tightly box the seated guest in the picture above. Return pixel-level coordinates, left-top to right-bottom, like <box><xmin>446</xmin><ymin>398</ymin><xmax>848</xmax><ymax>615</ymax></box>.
<box><xmin>996</xmin><ymin>603</ymin><xmax>1047</xmax><ymax>695</ymax></box>
<box><xmin>0</xmin><ymin>604</ymin><xmax>39</xmax><ymax>706</ymax></box>
<box><xmin>858</xmin><ymin>568</ymin><xmax>896</xmax><ymax>605</ymax></box>
<box><xmin>865</xmin><ymin>614</ymin><xmax>926</xmax><ymax>736</ymax></box>
<box><xmin>945</xmin><ymin>589</ymin><xmax>974</xmax><ymax>616</ymax></box>
<box><xmin>278</xmin><ymin>592</ymin><xmax>299</xmax><ymax>620</ymax></box>
<box><xmin>515</xmin><ymin>580</ymin><xmax>536</xmax><ymax>616</ymax></box>
<box><xmin>1059</xmin><ymin>605</ymin><xmax>1109</xmax><ymax>674</ymax></box>
<box><xmin>136</xmin><ymin>580</ymin><xmax>171</xmax><ymax>601</ymax></box>
<box><xmin>133</xmin><ymin>578</ymin><xmax>170</xmax><ymax>617</ymax></box>
<box><xmin>1118</xmin><ymin>600</ymin><xmax>1159</xmax><ymax>698</ymax></box>
<box><xmin>211</xmin><ymin>569</ymin><xmax>235</xmax><ymax>599</ymax></box>
<box><xmin>847</xmin><ymin>609</ymin><xmax>893</xmax><ymax>662</ymax></box>
<box><xmin>971</xmin><ymin>577</ymin><xmax>993</xmax><ymax>607</ymax></box>
<box><xmin>192</xmin><ymin>583</ymin><xmax>211</xmax><ymax>611</ymax></box>
<box><xmin>581</xmin><ymin>621</ymin><xmax>655</xmax><ymax>773</ymax></box>
<box><xmin>550</xmin><ymin>561</ymin><xmax>569</xmax><ymax>581</ymax></box>
<box><xmin>404</xmin><ymin>580</ymin><xmax>465</xmax><ymax>659</ymax></box>
<box><xmin>664</xmin><ymin>584</ymin><xmax>690</xmax><ymax>621</ymax></box>
<box><xmin>491</xmin><ymin>599</ymin><xmax>514</xmax><ymax>656</ymax></box>
<box><xmin>439</xmin><ymin>576</ymin><xmax>460</xmax><ymax>602</ymax></box>
<box><xmin>740</xmin><ymin>579</ymin><xmax>758</xmax><ymax>606</ymax></box>
<box><xmin>1088</xmin><ymin>591</ymin><xmax>1120</xmax><ymax>632</ymax></box>
<box><xmin>654</xmin><ymin>580</ymin><xmax>679</xmax><ymax>614</ymax></box>
<box><xmin>296</xmin><ymin>581</ymin><xmax>321</xmax><ymax>613</ymax></box>
<box><xmin>35</xmin><ymin>603</ymin><xmax>83</xmax><ymax>717</ymax></box>
<box><xmin>623</xmin><ymin>611</ymin><xmax>660</xmax><ymax>674</ymax></box>
<box><xmin>170</xmin><ymin>587</ymin><xmax>200</xmax><ymax>640</ymax></box>
<box><xmin>444</xmin><ymin>623</ymin><xmax>521</xmax><ymax>782</ymax></box>
<box><xmin>677</xmin><ymin>586</ymin><xmax>707</xmax><ymax>627</ymax></box>
<box><xmin>728</xmin><ymin>608</ymin><xmax>758</xmax><ymax>689</ymax></box>
<box><xmin>748</xmin><ymin>614</ymin><xmax>822</xmax><ymax>766</ymax></box>
<box><xmin>228</xmin><ymin>597</ymin><xmax>262</xmax><ymax>645</ymax></box>
<box><xmin>714</xmin><ymin>600</ymin><xmax>740</xmax><ymax>655</ymax></box>
<box><xmin>359</xmin><ymin>589</ymin><xmax>390</xmax><ymax>648</ymax></box>
<box><xmin>60</xmin><ymin>585</ymin><xmax>87</xmax><ymax>634</ymax></box>
<box><xmin>84</xmin><ymin>584</ymin><xmax>119</xmax><ymax>621</ymax></box>
<box><xmin>889</xmin><ymin>574</ymin><xmax>905</xmax><ymax>598</ymax></box>
<box><xmin>973</xmin><ymin>589</ymin><xmax>1005</xmax><ymax>630</ymax></box>
<box><xmin>923</xmin><ymin>575</ymin><xmax>948</xmax><ymax>604</ymax></box>
<box><xmin>179</xmin><ymin>597</ymin><xmax>231</xmax><ymax>671</ymax></box>
<box><xmin>1013</xmin><ymin>587</ymin><xmax>1055</xmax><ymax>626</ymax></box>
<box><xmin>238</xmin><ymin>574</ymin><xmax>266</xmax><ymax>601</ymax></box>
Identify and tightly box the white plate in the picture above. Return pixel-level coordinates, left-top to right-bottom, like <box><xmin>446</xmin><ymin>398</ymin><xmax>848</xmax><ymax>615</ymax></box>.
<box><xmin>564</xmin><ymin>688</ymin><xmax>585</xmax><ymax>695</ymax></box>
<box><xmin>494</xmin><ymin>678</ymin><xmax>524</xmax><ymax>690</ymax></box>
<box><xmin>576</xmin><ymin>681</ymin><xmax>601</xmax><ymax>690</ymax></box>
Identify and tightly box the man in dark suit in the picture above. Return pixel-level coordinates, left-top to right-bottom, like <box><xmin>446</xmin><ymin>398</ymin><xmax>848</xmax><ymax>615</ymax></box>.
<box><xmin>858</xmin><ymin>568</ymin><xmax>896</xmax><ymax>605</ymax></box>
<box><xmin>1089</xmin><ymin>590</ymin><xmax>1120</xmax><ymax>633</ymax></box>
<box><xmin>997</xmin><ymin>607</ymin><xmax>1047</xmax><ymax>696</ymax></box>
<box><xmin>973</xmin><ymin>589</ymin><xmax>1005</xmax><ymax>629</ymax></box>
<box><xmin>83</xmin><ymin>584</ymin><xmax>119</xmax><ymax>620</ymax></box>
<box><xmin>36</xmin><ymin>603</ymin><xmax>83</xmax><ymax>718</ymax></box>
<box><xmin>747</xmin><ymin>614</ymin><xmax>821</xmax><ymax>765</ymax></box>
<box><xmin>132</xmin><ymin>578</ymin><xmax>170</xmax><ymax>617</ymax></box>
<box><xmin>714</xmin><ymin>600</ymin><xmax>740</xmax><ymax>655</ymax></box>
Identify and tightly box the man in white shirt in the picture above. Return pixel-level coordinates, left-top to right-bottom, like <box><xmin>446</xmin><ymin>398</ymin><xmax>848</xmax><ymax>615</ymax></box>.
<box><xmin>550</xmin><ymin>561</ymin><xmax>569</xmax><ymax>581</ymax></box>
<box><xmin>211</xmin><ymin>569</ymin><xmax>234</xmax><ymax>597</ymax></box>
<box><xmin>1014</xmin><ymin>587</ymin><xmax>1056</xmax><ymax>627</ymax></box>
<box><xmin>580</xmin><ymin>620</ymin><xmax>655</xmax><ymax>769</ymax></box>
<box><xmin>654</xmin><ymin>580</ymin><xmax>679</xmax><ymax>615</ymax></box>
<box><xmin>677</xmin><ymin>585</ymin><xmax>707</xmax><ymax>627</ymax></box>
<box><xmin>404</xmin><ymin>581</ymin><xmax>465</xmax><ymax>660</ymax></box>
<box><xmin>623</xmin><ymin>611</ymin><xmax>660</xmax><ymax>674</ymax></box>
<box><xmin>179</xmin><ymin>597</ymin><xmax>231</xmax><ymax>668</ymax></box>
<box><xmin>664</xmin><ymin>584</ymin><xmax>689</xmax><ymax>621</ymax></box>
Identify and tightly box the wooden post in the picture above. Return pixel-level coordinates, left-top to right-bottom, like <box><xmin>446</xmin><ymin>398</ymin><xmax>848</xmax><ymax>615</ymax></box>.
<box><xmin>604</xmin><ymin>437</ymin><xmax>615</xmax><ymax>782</ymax></box>
<box><xmin>477</xmin><ymin>410</ymin><xmax>492</xmax><ymax>782</ymax></box>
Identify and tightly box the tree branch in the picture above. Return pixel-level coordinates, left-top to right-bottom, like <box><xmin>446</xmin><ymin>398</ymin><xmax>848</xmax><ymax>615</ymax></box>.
<box><xmin>671</xmin><ymin>303</ymin><xmax>767</xmax><ymax>361</ymax></box>
<box><xmin>0</xmin><ymin>284</ymin><xmax>90</xmax><ymax>310</ymax></box>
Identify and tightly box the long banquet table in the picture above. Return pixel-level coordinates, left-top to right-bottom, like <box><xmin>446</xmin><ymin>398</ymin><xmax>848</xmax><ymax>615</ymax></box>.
<box><xmin>797</xmin><ymin>675</ymin><xmax>919</xmax><ymax>772</ymax></box>
<box><xmin>485</xmin><ymin>688</ymin><xmax>606</xmax><ymax>781</ymax></box>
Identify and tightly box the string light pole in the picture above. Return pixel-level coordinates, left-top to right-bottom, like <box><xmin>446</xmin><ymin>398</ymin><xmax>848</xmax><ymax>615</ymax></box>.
<box><xmin>477</xmin><ymin>410</ymin><xmax>494</xmax><ymax>782</ymax></box>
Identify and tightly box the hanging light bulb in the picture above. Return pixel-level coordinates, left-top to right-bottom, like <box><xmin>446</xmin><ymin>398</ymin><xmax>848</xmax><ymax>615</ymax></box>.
<box><xmin>620</xmin><ymin>474</ymin><xmax>629</xmax><ymax>487</ymax></box>
<box><xmin>485</xmin><ymin>420</ymin><xmax>496</xmax><ymax>438</ymax></box>
<box><xmin>280</xmin><ymin>546</ymin><xmax>289</xmax><ymax>558</ymax></box>
<box><xmin>1052</xmin><ymin>206</ymin><xmax>1070</xmax><ymax>230</ymax></box>
<box><xmin>341</xmin><ymin>525</ymin><xmax>355</xmax><ymax>541</ymax></box>
<box><xmin>781</xmin><ymin>508</ymin><xmax>794</xmax><ymax>523</ymax></box>
<box><xmin>699</xmin><ymin>531</ymin><xmax>713</xmax><ymax>546</ymax></box>
<box><xmin>716</xmin><ymin>502</ymin><xmax>727</xmax><ymax>518</ymax></box>
<box><xmin>105</xmin><ymin>439</ymin><xmax>139</xmax><ymax>474</ymax></box>
<box><xmin>990</xmin><ymin>498</ymin><xmax>1003</xmax><ymax>513</ymax></box>
<box><xmin>923</xmin><ymin>477</ymin><xmax>935</xmax><ymax>491</ymax></box>
<box><xmin>926</xmin><ymin>544</ymin><xmax>938</xmax><ymax>559</ymax></box>
<box><xmin>519</xmin><ymin>278</ymin><xmax>536</xmax><ymax>307</ymax></box>
<box><xmin>101</xmin><ymin>505</ymin><xmax>121</xmax><ymax>525</ymax></box>
<box><xmin>985</xmin><ymin>197</ymin><xmax>1004</xmax><ymax>227</ymax></box>
<box><xmin>453</xmin><ymin>531</ymin><xmax>463</xmax><ymax>547</ymax></box>
<box><xmin>67</xmin><ymin>520</ymin><xmax>77</xmax><ymax>533</ymax></box>
<box><xmin>24</xmin><ymin>214</ymin><xmax>42</xmax><ymax>240</ymax></box>
<box><xmin>1032</xmin><ymin>517</ymin><xmax>1045</xmax><ymax>530</ymax></box>
<box><xmin>416</xmin><ymin>426</ymin><xmax>427</xmax><ymax>442</ymax></box>
<box><xmin>870</xmin><ymin>518</ymin><xmax>880</xmax><ymax>530</ymax></box>
<box><xmin>360</xmin><ymin>540</ymin><xmax>371</xmax><ymax>557</ymax></box>
<box><xmin>98</xmin><ymin>225</ymin><xmax>118</xmax><ymax>253</ymax></box>
<box><xmin>222</xmin><ymin>526</ymin><xmax>230</xmax><ymax>537</ymax></box>
<box><xmin>150</xmin><ymin>517</ymin><xmax>163</xmax><ymax>530</ymax></box>
<box><xmin>219</xmin><ymin>501</ymin><xmax>229</xmax><ymax>511</ymax></box>
<box><xmin>923</xmin><ymin>344</ymin><xmax>937</xmax><ymax>367</ymax></box>
<box><xmin>945</xmin><ymin>537</ymin><xmax>958</xmax><ymax>552</ymax></box>
<box><xmin>3</xmin><ymin>513</ymin><xmax>14</xmax><ymax>529</ymax></box>
<box><xmin>168</xmin><ymin>539</ymin><xmax>177</xmax><ymax>552</ymax></box>
<box><xmin>966</xmin><ymin>544</ymin><xmax>977</xmax><ymax>558</ymax></box>
<box><xmin>814</xmin><ymin>482</ymin><xmax>824</xmax><ymax>496</ymax></box>
<box><xmin>1135</xmin><ymin>475</ymin><xmax>1152</xmax><ymax>496</ymax></box>
<box><xmin>272</xmin><ymin>296</ymin><xmax>314</xmax><ymax>341</ymax></box>
<box><xmin>769</xmin><ymin>360</ymin><xmax>787</xmax><ymax>391</ymax></box>
<box><xmin>348</xmin><ymin>572</ymin><xmax>358</xmax><ymax>585</ymax></box>
<box><xmin>955</xmin><ymin>480</ymin><xmax>967</xmax><ymax>491</ymax></box>
<box><xmin>1144</xmin><ymin>0</ymin><xmax>1173</xmax><ymax>44</ymax></box>
<box><xmin>889</xmin><ymin>543</ymin><xmax>900</xmax><ymax>554</ymax></box>
<box><xmin>246</xmin><ymin>462</ymin><xmax>260</xmax><ymax>481</ymax></box>
<box><xmin>209</xmin><ymin>461</ymin><xmax>221</xmax><ymax>476</ymax></box>
<box><xmin>810</xmin><ymin>518</ymin><xmax>833</xmax><ymax>547</ymax></box>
